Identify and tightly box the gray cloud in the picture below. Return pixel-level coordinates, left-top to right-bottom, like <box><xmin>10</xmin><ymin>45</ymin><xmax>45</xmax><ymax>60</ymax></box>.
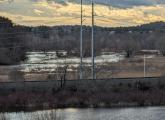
<box><xmin>0</xmin><ymin>0</ymin><xmax>13</xmax><ymax>3</ymax></box>
<box><xmin>48</xmin><ymin>0</ymin><xmax>165</xmax><ymax>8</ymax></box>
<box><xmin>1</xmin><ymin>0</ymin><xmax>165</xmax><ymax>8</ymax></box>
<box><xmin>104</xmin><ymin>0</ymin><xmax>165</xmax><ymax>7</ymax></box>
<box><xmin>47</xmin><ymin>0</ymin><xmax>68</xmax><ymax>5</ymax></box>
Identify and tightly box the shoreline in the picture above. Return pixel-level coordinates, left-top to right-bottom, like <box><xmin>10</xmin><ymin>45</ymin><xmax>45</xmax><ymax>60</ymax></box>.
<box><xmin>1</xmin><ymin>104</ymin><xmax>165</xmax><ymax>113</ymax></box>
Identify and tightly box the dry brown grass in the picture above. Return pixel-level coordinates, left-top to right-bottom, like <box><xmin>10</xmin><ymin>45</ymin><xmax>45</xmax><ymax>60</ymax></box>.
<box><xmin>0</xmin><ymin>55</ymin><xmax>165</xmax><ymax>81</ymax></box>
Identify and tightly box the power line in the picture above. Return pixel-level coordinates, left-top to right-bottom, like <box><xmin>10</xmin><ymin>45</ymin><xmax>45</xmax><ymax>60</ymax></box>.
<box><xmin>88</xmin><ymin>0</ymin><xmax>110</xmax><ymax>5</ymax></box>
<box><xmin>0</xmin><ymin>46</ymin><xmax>25</xmax><ymax>49</ymax></box>
<box><xmin>95</xmin><ymin>18</ymin><xmax>112</xmax><ymax>23</ymax></box>
<box><xmin>0</xmin><ymin>28</ymin><xmax>116</xmax><ymax>40</ymax></box>
<box><xmin>0</xmin><ymin>30</ymin><xmax>52</xmax><ymax>35</ymax></box>
<box><xmin>4</xmin><ymin>16</ymin><xmax>80</xmax><ymax>22</ymax></box>
<box><xmin>0</xmin><ymin>16</ymin><xmax>80</xmax><ymax>26</ymax></box>
<box><xmin>0</xmin><ymin>27</ymin><xmax>111</xmax><ymax>35</ymax></box>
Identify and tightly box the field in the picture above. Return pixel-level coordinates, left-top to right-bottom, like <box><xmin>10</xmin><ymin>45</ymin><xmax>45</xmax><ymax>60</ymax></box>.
<box><xmin>99</xmin><ymin>55</ymin><xmax>165</xmax><ymax>78</ymax></box>
<box><xmin>0</xmin><ymin>52</ymin><xmax>165</xmax><ymax>82</ymax></box>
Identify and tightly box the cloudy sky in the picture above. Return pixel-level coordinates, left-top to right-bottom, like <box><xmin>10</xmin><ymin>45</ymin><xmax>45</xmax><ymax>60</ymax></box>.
<box><xmin>0</xmin><ymin>0</ymin><xmax>165</xmax><ymax>27</ymax></box>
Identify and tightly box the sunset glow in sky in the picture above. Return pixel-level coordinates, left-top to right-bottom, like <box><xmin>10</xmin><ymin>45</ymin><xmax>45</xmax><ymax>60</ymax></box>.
<box><xmin>0</xmin><ymin>0</ymin><xmax>165</xmax><ymax>27</ymax></box>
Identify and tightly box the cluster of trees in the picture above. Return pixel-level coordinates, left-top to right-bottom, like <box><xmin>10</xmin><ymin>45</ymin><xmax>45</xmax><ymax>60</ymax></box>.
<box><xmin>0</xmin><ymin>17</ymin><xmax>27</xmax><ymax>64</ymax></box>
<box><xmin>0</xmin><ymin>16</ymin><xmax>165</xmax><ymax>64</ymax></box>
<box><xmin>23</xmin><ymin>21</ymin><xmax>165</xmax><ymax>57</ymax></box>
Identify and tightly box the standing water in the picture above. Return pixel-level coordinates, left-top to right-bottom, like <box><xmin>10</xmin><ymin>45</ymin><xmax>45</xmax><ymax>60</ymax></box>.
<box><xmin>1</xmin><ymin>107</ymin><xmax>165</xmax><ymax>120</ymax></box>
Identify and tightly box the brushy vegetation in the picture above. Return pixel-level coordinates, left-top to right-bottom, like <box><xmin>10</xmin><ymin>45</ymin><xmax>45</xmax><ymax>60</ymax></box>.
<box><xmin>0</xmin><ymin>78</ymin><xmax>165</xmax><ymax>111</ymax></box>
<box><xmin>0</xmin><ymin>113</ymin><xmax>9</xmax><ymax>120</ymax></box>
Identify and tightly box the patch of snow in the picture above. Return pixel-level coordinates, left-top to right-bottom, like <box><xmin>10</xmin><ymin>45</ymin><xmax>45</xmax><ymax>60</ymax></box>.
<box><xmin>19</xmin><ymin>51</ymin><xmax>125</xmax><ymax>73</ymax></box>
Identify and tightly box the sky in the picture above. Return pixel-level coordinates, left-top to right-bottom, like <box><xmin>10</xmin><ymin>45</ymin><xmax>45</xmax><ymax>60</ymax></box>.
<box><xmin>0</xmin><ymin>0</ymin><xmax>165</xmax><ymax>27</ymax></box>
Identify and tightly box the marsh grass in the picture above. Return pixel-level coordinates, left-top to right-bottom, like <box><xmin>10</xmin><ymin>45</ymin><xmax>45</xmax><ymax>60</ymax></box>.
<box><xmin>0</xmin><ymin>110</ymin><xmax>63</xmax><ymax>120</ymax></box>
<box><xmin>0</xmin><ymin>113</ymin><xmax>9</xmax><ymax>120</ymax></box>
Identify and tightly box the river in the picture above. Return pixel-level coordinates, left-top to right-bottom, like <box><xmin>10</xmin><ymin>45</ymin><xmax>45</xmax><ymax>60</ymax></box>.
<box><xmin>1</xmin><ymin>107</ymin><xmax>165</xmax><ymax>120</ymax></box>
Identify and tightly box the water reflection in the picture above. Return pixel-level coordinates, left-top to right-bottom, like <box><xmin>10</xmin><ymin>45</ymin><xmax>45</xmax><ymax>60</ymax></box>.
<box><xmin>1</xmin><ymin>107</ymin><xmax>165</xmax><ymax>120</ymax></box>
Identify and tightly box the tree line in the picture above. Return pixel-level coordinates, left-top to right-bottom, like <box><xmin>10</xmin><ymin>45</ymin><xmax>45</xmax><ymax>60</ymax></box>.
<box><xmin>0</xmin><ymin>16</ymin><xmax>165</xmax><ymax>64</ymax></box>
